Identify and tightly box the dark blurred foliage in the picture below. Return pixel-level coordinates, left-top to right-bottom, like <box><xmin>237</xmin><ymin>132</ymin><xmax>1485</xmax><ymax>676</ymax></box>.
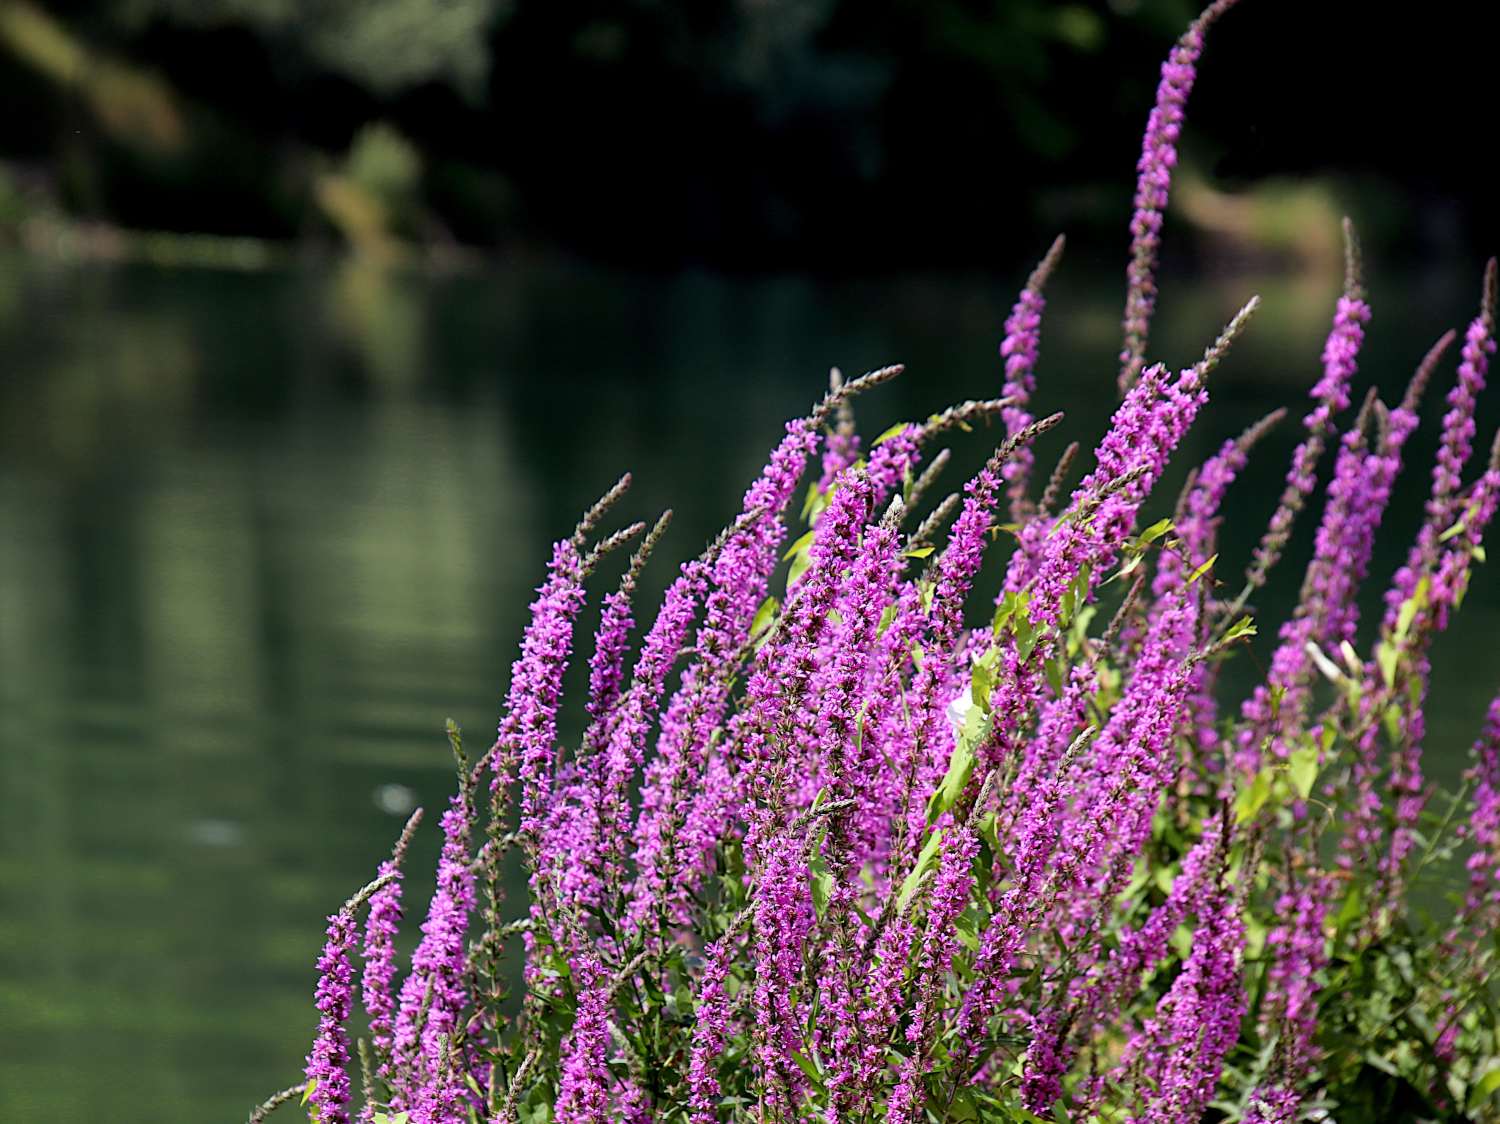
<box><xmin>1</xmin><ymin>0</ymin><xmax>1497</xmax><ymax>269</ymax></box>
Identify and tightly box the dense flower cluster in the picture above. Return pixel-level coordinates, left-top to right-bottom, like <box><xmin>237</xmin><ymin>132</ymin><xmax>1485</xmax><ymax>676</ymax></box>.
<box><xmin>271</xmin><ymin>6</ymin><xmax>1500</xmax><ymax>1123</ymax></box>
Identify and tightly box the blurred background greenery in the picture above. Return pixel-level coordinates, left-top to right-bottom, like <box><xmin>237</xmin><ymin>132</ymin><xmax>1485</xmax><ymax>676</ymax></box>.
<box><xmin>1</xmin><ymin>0</ymin><xmax>1497</xmax><ymax>268</ymax></box>
<box><xmin>3</xmin><ymin>0</ymin><xmax>1500</xmax><ymax>1120</ymax></box>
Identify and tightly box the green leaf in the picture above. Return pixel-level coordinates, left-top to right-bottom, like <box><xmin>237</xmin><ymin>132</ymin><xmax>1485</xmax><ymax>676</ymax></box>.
<box><xmin>809</xmin><ymin>851</ymin><xmax>833</xmax><ymax>920</ymax></box>
<box><xmin>782</xmin><ymin>529</ymin><xmax>815</xmax><ymax>562</ymax></box>
<box><xmin>1014</xmin><ymin>613</ymin><xmax>1040</xmax><ymax>662</ymax></box>
<box><xmin>1059</xmin><ymin>566</ymin><xmax>1090</xmax><ymax>625</ymax></box>
<box><xmin>1438</xmin><ymin>515</ymin><xmax>1468</xmax><ymax>543</ymax></box>
<box><xmin>903</xmin><ymin>545</ymin><xmax>936</xmax><ymax>559</ymax></box>
<box><xmin>1288</xmin><ymin>743</ymin><xmax>1320</xmax><ymax>800</ymax></box>
<box><xmin>1235</xmin><ymin>768</ymin><xmax>1274</xmax><ymax>824</ymax></box>
<box><xmin>1222</xmin><ymin>615</ymin><xmax>1257</xmax><ymax>644</ymax></box>
<box><xmin>928</xmin><ymin>707</ymin><xmax>991</xmax><ymax>820</ymax></box>
<box><xmin>1186</xmin><ymin>552</ymin><xmax>1218</xmax><ymax>585</ymax></box>
<box><xmin>1383</xmin><ymin>702</ymin><xmax>1404</xmax><ymax>747</ymax></box>
<box><xmin>897</xmin><ymin>829</ymin><xmax>945</xmax><ymax>914</ymax></box>
<box><xmin>1138</xmin><ymin>517</ymin><xmax>1174</xmax><ymax>545</ymax></box>
<box><xmin>1395</xmin><ymin>578</ymin><xmax>1428</xmax><ymax>642</ymax></box>
<box><xmin>302</xmin><ymin>1079</ymin><xmax>318</xmax><ymax>1107</ymax></box>
<box><xmin>750</xmin><ymin>596</ymin><xmax>779</xmax><ymax>649</ymax></box>
<box><xmin>800</xmin><ymin>481</ymin><xmax>823</xmax><ymax>522</ymax></box>
<box><xmin>791</xmin><ymin>1050</ymin><xmax>826</xmax><ymax>1090</ymax></box>
<box><xmin>787</xmin><ymin>549</ymin><xmax>813</xmax><ymax>589</ymax></box>
<box><xmin>971</xmin><ymin>646</ymin><xmax>1000</xmax><ymax>713</ymax></box>
<box><xmin>1112</xmin><ymin>551</ymin><xmax>1146</xmax><ymax>582</ymax></box>
<box><xmin>1469</xmin><ymin>1063</ymin><xmax>1500</xmax><ymax>1111</ymax></box>
<box><xmin>1334</xmin><ymin>883</ymin><xmax>1362</xmax><ymax>932</ymax></box>
<box><xmin>872</xmin><ymin>422</ymin><xmax>912</xmax><ymax>447</ymax></box>
<box><xmin>992</xmin><ymin>590</ymin><xmax>1028</xmax><ymax>637</ymax></box>
<box><xmin>1376</xmin><ymin>639</ymin><xmax>1398</xmax><ymax>689</ymax></box>
<box><xmin>1044</xmin><ymin>654</ymin><xmax>1066</xmax><ymax>696</ymax></box>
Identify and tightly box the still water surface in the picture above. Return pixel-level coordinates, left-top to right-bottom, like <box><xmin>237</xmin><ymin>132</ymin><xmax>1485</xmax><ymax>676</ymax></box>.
<box><xmin>1</xmin><ymin>251</ymin><xmax>1497</xmax><ymax>1120</ymax></box>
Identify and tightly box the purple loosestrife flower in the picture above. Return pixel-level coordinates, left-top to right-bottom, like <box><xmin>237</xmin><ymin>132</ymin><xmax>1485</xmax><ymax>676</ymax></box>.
<box><xmin>496</xmin><ymin>538</ymin><xmax>588</xmax><ymax>848</ymax></box>
<box><xmin>818</xmin><ymin>369</ymin><xmax>862</xmax><ymax>492</ymax></box>
<box><xmin>1238</xmin><ymin>396</ymin><xmax>1382</xmax><ymax>768</ymax></box>
<box><xmin>999</xmin><ymin>234</ymin><xmax>1065</xmax><ymax>522</ymax></box>
<box><xmin>853</xmin><ymin>915</ymin><xmax>917</xmax><ymax>1098</ymax></box>
<box><xmin>1260</xmin><ymin>876</ymin><xmax>1332</xmax><ymax>1075</ymax></box>
<box><xmin>1018</xmin><ymin>816</ymin><xmax>1229</xmax><ymax>1114</ymax></box>
<box><xmin>1115</xmin><ymin>872</ymin><xmax>1246</xmax><ymax>1124</ymax></box>
<box><xmin>1031</xmin><ymin>363</ymin><xmax>1208</xmax><ymax>627</ymax></box>
<box><xmin>583</xmin><ymin>591</ymin><xmax>635</xmax><ymax>747</ymax></box>
<box><xmin>555</xmin><ymin>953</ymin><xmax>612</xmax><ymax>1124</ymax></box>
<box><xmin>360</xmin><ymin>873</ymin><xmax>403</xmax><ymax>1101</ymax></box>
<box><xmin>1119</xmin><ymin>0</ymin><xmax>1240</xmax><ymax>394</ymax></box>
<box><xmin>729</xmin><ymin>467</ymin><xmax>870</xmax><ymax>822</ymax></box>
<box><xmin>1429</xmin><ymin>441</ymin><xmax>1500</xmax><ymax>631</ymax></box>
<box><xmin>581</xmin><ymin>561</ymin><xmax>704</xmax><ymax>919</ymax></box>
<box><xmin>1243</xmin><ymin>1085</ymin><xmax>1300</xmax><ymax>1124</ymax></box>
<box><xmin>1159</xmin><ymin>410</ymin><xmax>1281</xmax><ymax>757</ymax></box>
<box><xmin>850</xmin><ymin>580</ymin><xmax>928</xmax><ymax>880</ymax></box>
<box><xmin>1058</xmin><ymin>591</ymin><xmax>1199</xmax><ymax>923</ymax></box>
<box><xmin>1000</xmin><ymin>661</ymin><xmax>1095</xmax><ymax>848</ymax></box>
<box><xmin>628</xmin><ymin>421</ymin><xmax>820</xmax><ymax>933</ymax></box>
<box><xmin>864</xmin><ymin>423</ymin><xmax>923</xmax><ymax>505</ymax></box>
<box><xmin>812</xmin><ymin>509</ymin><xmax>907</xmax><ymax>1114</ymax></box>
<box><xmin>547</xmin><ymin>516</ymin><xmax>691</xmax><ymax>923</ymax></box>
<box><xmin>823</xmin><ymin>515</ymin><xmax>906</xmax><ymax>871</ymax></box>
<box><xmin>686</xmin><ymin>932</ymin><xmax>739</xmax><ymax>1124</ymax></box>
<box><xmin>360</xmin><ymin>811</ymin><xmax>422</xmax><ymax>1117</ymax></box>
<box><xmin>957</xmin><ymin>718</ymin><xmax>1085</xmax><ymax>1070</ymax></box>
<box><xmin>1383</xmin><ymin>261</ymin><xmax>1496</xmax><ymax>632</ymax></box>
<box><xmin>547</xmin><ymin>520</ymin><xmax>669</xmax><ymax>917</ymax></box>
<box><xmin>1019</xmin><ymin>297</ymin><xmax>1252</xmax><ymax>617</ymax></box>
<box><xmin>1430</xmin><ymin>695</ymin><xmax>1500</xmax><ymax>1055</ymax></box>
<box><xmin>306</xmin><ymin>909</ymin><xmax>359</xmax><ymax>1124</ymax></box>
<box><xmin>819</xmin><ymin>426</ymin><xmax>862</xmax><ymax>491</ymax></box>
<box><xmin>749</xmin><ymin>828</ymin><xmax>816</xmax><ymax>1114</ymax></box>
<box><xmin>1241</xmin><ymin>255</ymin><xmax>1368</xmax><ymax>612</ymax></box>
<box><xmin>1368</xmin><ymin>441</ymin><xmax>1500</xmax><ymax>919</ymax></box>
<box><xmin>896</xmin><ymin>416</ymin><xmax>1061</xmax><ymax>835</ymax></box>
<box><xmin>886</xmin><ymin>816</ymin><xmax>982</xmax><ymax>1124</ymax></box>
<box><xmin>1457</xmin><ymin>694</ymin><xmax>1500</xmax><ymax>936</ymax></box>
<box><xmin>781</xmin><ymin>471</ymin><xmax>881</xmax><ymax>786</ymax></box>
<box><xmin>392</xmin><ymin>796</ymin><xmax>476</xmax><ymax>1116</ymax></box>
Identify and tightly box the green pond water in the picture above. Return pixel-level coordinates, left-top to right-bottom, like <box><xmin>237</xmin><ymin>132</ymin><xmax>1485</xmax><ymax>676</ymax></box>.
<box><xmin>1</xmin><ymin>250</ymin><xmax>1497</xmax><ymax>1121</ymax></box>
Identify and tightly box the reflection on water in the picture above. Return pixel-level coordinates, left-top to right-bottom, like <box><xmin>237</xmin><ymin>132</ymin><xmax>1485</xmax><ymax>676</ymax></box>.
<box><xmin>2</xmin><ymin>250</ymin><xmax>1498</xmax><ymax>1120</ymax></box>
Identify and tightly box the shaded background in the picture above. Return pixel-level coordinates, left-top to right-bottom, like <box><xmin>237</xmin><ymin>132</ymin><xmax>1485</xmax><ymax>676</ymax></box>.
<box><xmin>3</xmin><ymin>0</ymin><xmax>1500</xmax><ymax>1119</ymax></box>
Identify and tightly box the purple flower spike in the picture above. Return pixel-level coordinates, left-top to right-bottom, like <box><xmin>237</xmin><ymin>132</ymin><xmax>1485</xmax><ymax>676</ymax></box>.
<box><xmin>360</xmin><ymin>810</ymin><xmax>422</xmax><ymax>1119</ymax></box>
<box><xmin>1119</xmin><ymin>0</ymin><xmax>1241</xmax><ymax>394</ymax></box>
<box><xmin>1115</xmin><ymin>871</ymin><xmax>1246</xmax><ymax>1124</ymax></box>
<box><xmin>555</xmin><ymin>954</ymin><xmax>612</xmax><ymax>1124</ymax></box>
<box><xmin>1241</xmin><ymin>234</ymin><xmax>1369</xmax><ymax>609</ymax></box>
<box><xmin>1384</xmin><ymin>260</ymin><xmax>1498</xmax><ymax>632</ymax></box>
<box><xmin>306</xmin><ymin>909</ymin><xmax>359</xmax><ymax>1124</ymax></box>
<box><xmin>1000</xmin><ymin>234</ymin><xmax>1065</xmax><ymax>521</ymax></box>
<box><xmin>393</xmin><ymin>796</ymin><xmax>476</xmax><ymax>1115</ymax></box>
